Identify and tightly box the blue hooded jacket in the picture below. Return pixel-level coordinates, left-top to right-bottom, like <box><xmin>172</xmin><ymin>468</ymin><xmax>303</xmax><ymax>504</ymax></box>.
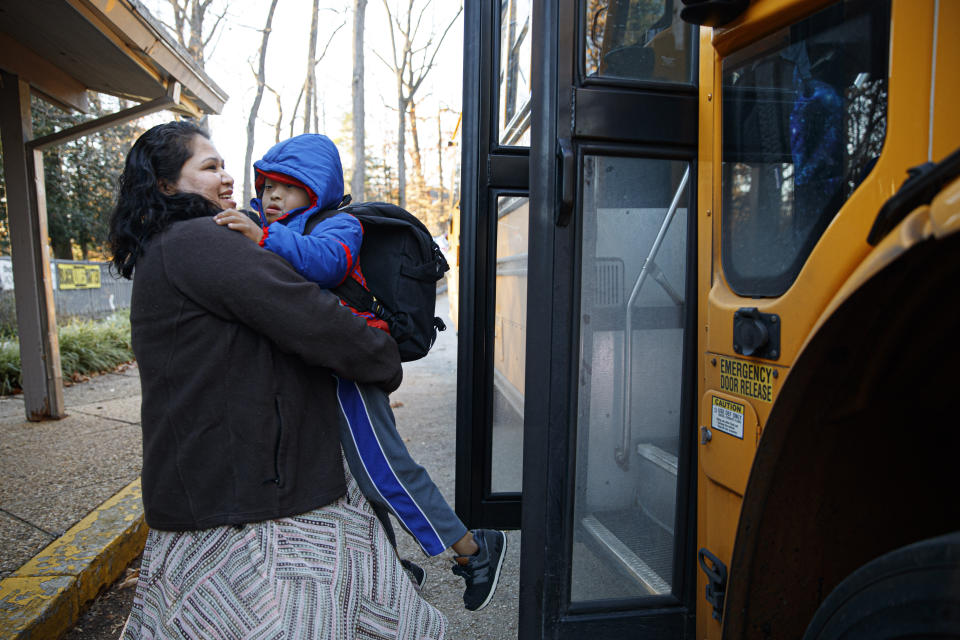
<box><xmin>250</xmin><ymin>134</ymin><xmax>363</xmax><ymax>289</ymax></box>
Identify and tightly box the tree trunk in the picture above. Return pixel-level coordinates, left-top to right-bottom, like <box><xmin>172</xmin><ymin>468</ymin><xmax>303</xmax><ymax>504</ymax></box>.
<box><xmin>188</xmin><ymin>0</ymin><xmax>208</xmax><ymax>129</ymax></box>
<box><xmin>436</xmin><ymin>106</ymin><xmax>445</xmax><ymax>230</ymax></box>
<box><xmin>290</xmin><ymin>84</ymin><xmax>305</xmax><ymax>138</ymax></box>
<box><xmin>396</xmin><ymin>92</ymin><xmax>407</xmax><ymax>208</ymax></box>
<box><xmin>51</xmin><ymin>239</ymin><xmax>72</xmax><ymax>261</ymax></box>
<box><xmin>304</xmin><ymin>0</ymin><xmax>320</xmax><ymax>134</ymax></box>
<box><xmin>169</xmin><ymin>0</ymin><xmax>187</xmax><ymax>48</ymax></box>
<box><xmin>188</xmin><ymin>0</ymin><xmax>205</xmax><ymax>64</ymax></box>
<box><xmin>167</xmin><ymin>0</ymin><xmax>226</xmax><ymax>130</ymax></box>
<box><xmin>351</xmin><ymin>0</ymin><xmax>367</xmax><ymax>201</ymax></box>
<box><xmin>243</xmin><ymin>0</ymin><xmax>280</xmax><ymax>207</ymax></box>
<box><xmin>409</xmin><ymin>99</ymin><xmax>424</xmax><ymax>197</ymax></box>
<box><xmin>267</xmin><ymin>85</ymin><xmax>283</xmax><ymax>143</ymax></box>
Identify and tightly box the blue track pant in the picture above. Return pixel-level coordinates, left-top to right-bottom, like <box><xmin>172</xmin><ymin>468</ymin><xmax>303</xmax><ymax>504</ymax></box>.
<box><xmin>335</xmin><ymin>377</ymin><xmax>467</xmax><ymax>557</ymax></box>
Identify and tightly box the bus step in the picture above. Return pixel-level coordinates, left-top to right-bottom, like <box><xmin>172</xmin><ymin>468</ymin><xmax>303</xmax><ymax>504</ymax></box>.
<box><xmin>581</xmin><ymin>509</ymin><xmax>673</xmax><ymax>595</ymax></box>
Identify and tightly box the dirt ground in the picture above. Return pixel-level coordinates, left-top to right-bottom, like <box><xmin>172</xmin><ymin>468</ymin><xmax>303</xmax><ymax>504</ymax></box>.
<box><xmin>63</xmin><ymin>561</ymin><xmax>140</xmax><ymax>640</ymax></box>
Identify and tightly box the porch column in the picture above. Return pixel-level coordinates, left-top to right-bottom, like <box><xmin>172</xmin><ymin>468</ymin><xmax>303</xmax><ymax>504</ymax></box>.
<box><xmin>0</xmin><ymin>70</ymin><xmax>65</xmax><ymax>420</ymax></box>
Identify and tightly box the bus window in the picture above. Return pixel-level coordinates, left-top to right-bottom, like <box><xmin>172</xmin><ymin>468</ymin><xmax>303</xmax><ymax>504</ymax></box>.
<box><xmin>499</xmin><ymin>0</ymin><xmax>532</xmax><ymax>146</ymax></box>
<box><xmin>491</xmin><ymin>195</ymin><xmax>529</xmax><ymax>493</ymax></box>
<box><xmin>585</xmin><ymin>0</ymin><xmax>694</xmax><ymax>83</ymax></box>
<box><xmin>721</xmin><ymin>0</ymin><xmax>890</xmax><ymax>297</ymax></box>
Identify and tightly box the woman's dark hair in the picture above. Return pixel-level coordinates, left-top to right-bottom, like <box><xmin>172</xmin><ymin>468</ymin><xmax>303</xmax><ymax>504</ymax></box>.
<box><xmin>108</xmin><ymin>121</ymin><xmax>221</xmax><ymax>279</ymax></box>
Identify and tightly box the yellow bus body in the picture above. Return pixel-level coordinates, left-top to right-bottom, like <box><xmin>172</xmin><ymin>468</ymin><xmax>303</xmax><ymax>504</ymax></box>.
<box><xmin>697</xmin><ymin>1</ymin><xmax>960</xmax><ymax>636</ymax></box>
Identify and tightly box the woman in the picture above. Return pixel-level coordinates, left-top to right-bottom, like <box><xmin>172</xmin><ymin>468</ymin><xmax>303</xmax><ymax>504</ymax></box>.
<box><xmin>111</xmin><ymin>121</ymin><xmax>446</xmax><ymax>639</ymax></box>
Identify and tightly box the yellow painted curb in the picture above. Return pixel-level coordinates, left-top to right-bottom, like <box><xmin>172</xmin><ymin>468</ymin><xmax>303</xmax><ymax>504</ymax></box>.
<box><xmin>0</xmin><ymin>478</ymin><xmax>147</xmax><ymax>639</ymax></box>
<box><xmin>0</xmin><ymin>576</ymin><xmax>76</xmax><ymax>640</ymax></box>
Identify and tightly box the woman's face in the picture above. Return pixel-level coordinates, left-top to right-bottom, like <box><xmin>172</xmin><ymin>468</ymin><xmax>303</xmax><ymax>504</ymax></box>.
<box><xmin>168</xmin><ymin>135</ymin><xmax>236</xmax><ymax>209</ymax></box>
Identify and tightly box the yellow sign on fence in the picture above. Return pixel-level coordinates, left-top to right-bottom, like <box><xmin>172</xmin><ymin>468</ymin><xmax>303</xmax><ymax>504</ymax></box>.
<box><xmin>57</xmin><ymin>264</ymin><xmax>101</xmax><ymax>290</ymax></box>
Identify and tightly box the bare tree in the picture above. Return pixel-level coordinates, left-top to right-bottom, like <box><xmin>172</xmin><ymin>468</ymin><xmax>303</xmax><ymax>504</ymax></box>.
<box><xmin>408</xmin><ymin>98</ymin><xmax>425</xmax><ymax>205</ymax></box>
<box><xmin>435</xmin><ymin>104</ymin><xmax>446</xmax><ymax>230</ymax></box>
<box><xmin>289</xmin><ymin>86</ymin><xmax>304</xmax><ymax>138</ymax></box>
<box><xmin>164</xmin><ymin>0</ymin><xmax>228</xmax><ymax>128</ymax></box>
<box><xmin>293</xmin><ymin>8</ymin><xmax>346</xmax><ymax>135</ymax></box>
<box><xmin>266</xmin><ymin>84</ymin><xmax>284</xmax><ymax>144</ymax></box>
<box><xmin>351</xmin><ymin>0</ymin><xmax>368</xmax><ymax>200</ymax></box>
<box><xmin>165</xmin><ymin>0</ymin><xmax>228</xmax><ymax>66</ymax></box>
<box><xmin>410</xmin><ymin>102</ymin><xmax>458</xmax><ymax>234</ymax></box>
<box><xmin>304</xmin><ymin>0</ymin><xmax>320</xmax><ymax>134</ymax></box>
<box><xmin>243</xmin><ymin>0</ymin><xmax>281</xmax><ymax>207</ymax></box>
<box><xmin>376</xmin><ymin>0</ymin><xmax>462</xmax><ymax>208</ymax></box>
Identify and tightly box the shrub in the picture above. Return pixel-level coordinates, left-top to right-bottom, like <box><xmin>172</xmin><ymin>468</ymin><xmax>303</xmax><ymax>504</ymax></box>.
<box><xmin>0</xmin><ymin>311</ymin><xmax>133</xmax><ymax>395</ymax></box>
<box><xmin>0</xmin><ymin>292</ymin><xmax>17</xmax><ymax>339</ymax></box>
<box><xmin>0</xmin><ymin>341</ymin><xmax>20</xmax><ymax>395</ymax></box>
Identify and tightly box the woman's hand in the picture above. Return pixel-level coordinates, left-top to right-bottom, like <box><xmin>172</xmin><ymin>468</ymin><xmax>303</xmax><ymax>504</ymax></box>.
<box><xmin>214</xmin><ymin>209</ymin><xmax>264</xmax><ymax>244</ymax></box>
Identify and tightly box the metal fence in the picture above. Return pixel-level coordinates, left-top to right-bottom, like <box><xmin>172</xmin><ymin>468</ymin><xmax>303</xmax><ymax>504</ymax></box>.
<box><xmin>0</xmin><ymin>257</ymin><xmax>132</xmax><ymax>324</ymax></box>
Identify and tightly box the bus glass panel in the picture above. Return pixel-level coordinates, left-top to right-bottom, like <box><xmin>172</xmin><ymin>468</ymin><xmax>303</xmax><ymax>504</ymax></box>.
<box><xmin>721</xmin><ymin>0</ymin><xmax>891</xmax><ymax>296</ymax></box>
<box><xmin>584</xmin><ymin>0</ymin><xmax>695</xmax><ymax>84</ymax></box>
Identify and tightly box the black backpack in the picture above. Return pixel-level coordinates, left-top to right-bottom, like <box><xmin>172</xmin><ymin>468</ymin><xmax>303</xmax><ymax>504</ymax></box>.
<box><xmin>305</xmin><ymin>202</ymin><xmax>449</xmax><ymax>362</ymax></box>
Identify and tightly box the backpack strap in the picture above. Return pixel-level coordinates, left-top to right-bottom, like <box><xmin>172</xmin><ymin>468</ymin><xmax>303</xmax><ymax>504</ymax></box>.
<box><xmin>303</xmin><ymin>207</ymin><xmax>341</xmax><ymax>235</ymax></box>
<box><xmin>332</xmin><ymin>277</ymin><xmax>397</xmax><ymax>325</ymax></box>
<box><xmin>305</xmin><ymin>207</ymin><xmax>401</xmax><ymax>325</ymax></box>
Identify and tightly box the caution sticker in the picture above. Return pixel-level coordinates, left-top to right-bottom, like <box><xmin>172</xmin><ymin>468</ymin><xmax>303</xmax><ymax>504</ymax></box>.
<box><xmin>718</xmin><ymin>356</ymin><xmax>777</xmax><ymax>403</ymax></box>
<box><xmin>711</xmin><ymin>396</ymin><xmax>745</xmax><ymax>439</ymax></box>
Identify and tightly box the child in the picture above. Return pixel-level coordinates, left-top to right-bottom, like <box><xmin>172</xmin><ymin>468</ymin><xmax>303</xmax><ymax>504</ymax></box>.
<box><xmin>214</xmin><ymin>133</ymin><xmax>507</xmax><ymax>612</ymax></box>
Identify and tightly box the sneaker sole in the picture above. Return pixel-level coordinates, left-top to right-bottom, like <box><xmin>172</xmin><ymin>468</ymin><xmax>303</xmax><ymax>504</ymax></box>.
<box><xmin>402</xmin><ymin>561</ymin><xmax>427</xmax><ymax>590</ymax></box>
<box><xmin>473</xmin><ymin>531</ymin><xmax>507</xmax><ymax>611</ymax></box>
<box><xmin>416</xmin><ymin>566</ymin><xmax>427</xmax><ymax>590</ymax></box>
<box><xmin>410</xmin><ymin>568</ymin><xmax>427</xmax><ymax>591</ymax></box>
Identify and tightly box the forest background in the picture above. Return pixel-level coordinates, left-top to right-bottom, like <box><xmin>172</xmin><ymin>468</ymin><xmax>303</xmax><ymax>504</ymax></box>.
<box><xmin>0</xmin><ymin>0</ymin><xmax>464</xmax><ymax>261</ymax></box>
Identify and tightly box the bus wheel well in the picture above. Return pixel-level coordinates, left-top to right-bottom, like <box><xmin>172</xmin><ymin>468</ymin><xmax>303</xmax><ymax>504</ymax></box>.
<box><xmin>723</xmin><ymin>232</ymin><xmax>960</xmax><ymax>639</ymax></box>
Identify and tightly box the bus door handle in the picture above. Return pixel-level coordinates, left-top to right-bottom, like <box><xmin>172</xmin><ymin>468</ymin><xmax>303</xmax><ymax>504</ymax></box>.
<box><xmin>557</xmin><ymin>137</ymin><xmax>574</xmax><ymax>227</ymax></box>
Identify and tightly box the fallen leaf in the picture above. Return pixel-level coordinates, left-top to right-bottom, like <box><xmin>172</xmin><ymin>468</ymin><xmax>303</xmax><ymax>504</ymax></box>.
<box><xmin>118</xmin><ymin>568</ymin><xmax>140</xmax><ymax>589</ymax></box>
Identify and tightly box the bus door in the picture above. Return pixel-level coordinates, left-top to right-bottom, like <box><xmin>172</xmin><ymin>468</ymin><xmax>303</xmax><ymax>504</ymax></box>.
<box><xmin>518</xmin><ymin>1</ymin><xmax>699</xmax><ymax>637</ymax></box>
<box><xmin>456</xmin><ymin>0</ymin><xmax>534</xmax><ymax>530</ymax></box>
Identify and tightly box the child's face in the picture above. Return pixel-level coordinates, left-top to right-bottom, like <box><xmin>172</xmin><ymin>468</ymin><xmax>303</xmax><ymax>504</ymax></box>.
<box><xmin>262</xmin><ymin>178</ymin><xmax>311</xmax><ymax>223</ymax></box>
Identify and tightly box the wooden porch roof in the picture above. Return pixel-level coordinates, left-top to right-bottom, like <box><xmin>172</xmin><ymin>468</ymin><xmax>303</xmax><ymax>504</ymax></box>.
<box><xmin>0</xmin><ymin>0</ymin><xmax>227</xmax><ymax>116</ymax></box>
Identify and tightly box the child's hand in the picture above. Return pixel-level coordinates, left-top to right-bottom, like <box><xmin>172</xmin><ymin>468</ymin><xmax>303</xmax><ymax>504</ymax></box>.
<box><xmin>214</xmin><ymin>209</ymin><xmax>264</xmax><ymax>244</ymax></box>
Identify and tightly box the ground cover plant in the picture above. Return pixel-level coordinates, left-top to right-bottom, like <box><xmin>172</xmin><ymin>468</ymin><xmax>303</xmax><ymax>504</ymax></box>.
<box><xmin>0</xmin><ymin>311</ymin><xmax>132</xmax><ymax>395</ymax></box>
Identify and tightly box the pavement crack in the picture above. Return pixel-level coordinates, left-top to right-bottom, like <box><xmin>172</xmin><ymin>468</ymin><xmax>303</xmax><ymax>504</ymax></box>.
<box><xmin>69</xmin><ymin>409</ymin><xmax>140</xmax><ymax>425</ymax></box>
<box><xmin>0</xmin><ymin>507</ymin><xmax>58</xmax><ymax>539</ymax></box>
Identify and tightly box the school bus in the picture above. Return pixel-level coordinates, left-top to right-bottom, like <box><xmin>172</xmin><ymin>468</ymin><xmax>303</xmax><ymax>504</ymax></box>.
<box><xmin>454</xmin><ymin>0</ymin><xmax>960</xmax><ymax>637</ymax></box>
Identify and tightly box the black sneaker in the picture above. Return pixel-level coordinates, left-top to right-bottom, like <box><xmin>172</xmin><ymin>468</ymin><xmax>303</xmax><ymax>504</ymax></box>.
<box><xmin>451</xmin><ymin>529</ymin><xmax>507</xmax><ymax>611</ymax></box>
<box><xmin>400</xmin><ymin>558</ymin><xmax>427</xmax><ymax>590</ymax></box>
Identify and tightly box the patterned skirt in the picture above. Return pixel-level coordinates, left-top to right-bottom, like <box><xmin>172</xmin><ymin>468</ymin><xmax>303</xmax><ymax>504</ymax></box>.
<box><xmin>121</xmin><ymin>457</ymin><xmax>446</xmax><ymax>639</ymax></box>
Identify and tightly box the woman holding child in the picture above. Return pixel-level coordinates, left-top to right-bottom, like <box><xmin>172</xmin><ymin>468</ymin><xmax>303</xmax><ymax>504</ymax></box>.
<box><xmin>110</xmin><ymin>121</ymin><xmax>446</xmax><ymax>639</ymax></box>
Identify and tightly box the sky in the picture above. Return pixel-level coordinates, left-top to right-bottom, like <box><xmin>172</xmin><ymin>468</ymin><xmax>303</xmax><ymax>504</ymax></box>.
<box><xmin>139</xmin><ymin>0</ymin><xmax>464</xmax><ymax>203</ymax></box>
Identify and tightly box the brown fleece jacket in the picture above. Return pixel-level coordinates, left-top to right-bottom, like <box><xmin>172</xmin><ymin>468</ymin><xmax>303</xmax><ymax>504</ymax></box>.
<box><xmin>131</xmin><ymin>216</ymin><xmax>402</xmax><ymax>531</ymax></box>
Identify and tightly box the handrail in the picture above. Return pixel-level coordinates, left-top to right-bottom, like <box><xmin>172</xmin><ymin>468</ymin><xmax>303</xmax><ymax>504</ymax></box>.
<box><xmin>614</xmin><ymin>167</ymin><xmax>690</xmax><ymax>470</ymax></box>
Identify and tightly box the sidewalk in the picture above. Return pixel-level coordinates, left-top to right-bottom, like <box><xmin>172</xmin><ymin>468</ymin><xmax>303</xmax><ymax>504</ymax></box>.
<box><xmin>0</xmin><ymin>296</ymin><xmax>521</xmax><ymax>639</ymax></box>
<box><xmin>0</xmin><ymin>365</ymin><xmax>146</xmax><ymax>639</ymax></box>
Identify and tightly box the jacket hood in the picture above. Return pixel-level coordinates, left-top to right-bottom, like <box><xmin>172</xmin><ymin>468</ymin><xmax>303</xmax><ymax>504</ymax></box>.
<box><xmin>253</xmin><ymin>134</ymin><xmax>344</xmax><ymax>212</ymax></box>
